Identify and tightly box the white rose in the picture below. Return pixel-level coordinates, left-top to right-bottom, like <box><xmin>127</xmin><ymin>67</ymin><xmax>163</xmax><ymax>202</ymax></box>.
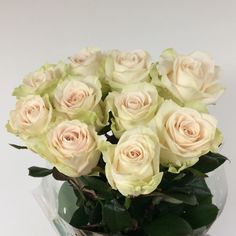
<box><xmin>105</xmin><ymin>50</ymin><xmax>151</xmax><ymax>90</ymax></box>
<box><xmin>157</xmin><ymin>49</ymin><xmax>224</xmax><ymax>105</ymax></box>
<box><xmin>23</xmin><ymin>71</ymin><xmax>48</xmax><ymax>90</ymax></box>
<box><xmin>54</xmin><ymin>76</ymin><xmax>102</xmax><ymax>115</ymax></box>
<box><xmin>106</xmin><ymin>83</ymin><xmax>162</xmax><ymax>137</ymax></box>
<box><xmin>100</xmin><ymin>127</ymin><xmax>163</xmax><ymax>197</ymax></box>
<box><xmin>69</xmin><ymin>47</ymin><xmax>104</xmax><ymax>76</ymax></box>
<box><xmin>7</xmin><ymin>95</ymin><xmax>52</xmax><ymax>138</ymax></box>
<box><xmin>13</xmin><ymin>62</ymin><xmax>68</xmax><ymax>97</ymax></box>
<box><xmin>151</xmin><ymin>100</ymin><xmax>223</xmax><ymax>173</ymax></box>
<box><xmin>28</xmin><ymin>120</ymin><xmax>101</xmax><ymax>177</ymax></box>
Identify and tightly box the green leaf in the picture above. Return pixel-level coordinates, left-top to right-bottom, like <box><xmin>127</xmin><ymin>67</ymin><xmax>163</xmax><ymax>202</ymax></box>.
<box><xmin>192</xmin><ymin>152</ymin><xmax>228</xmax><ymax>173</ymax></box>
<box><xmin>79</xmin><ymin>176</ymin><xmax>113</xmax><ymax>199</ymax></box>
<box><xmin>169</xmin><ymin>176</ymin><xmax>212</xmax><ymax>201</ymax></box>
<box><xmin>152</xmin><ymin>192</ymin><xmax>198</xmax><ymax>206</ymax></box>
<box><xmin>183</xmin><ymin>204</ymin><xmax>219</xmax><ymax>229</ymax></box>
<box><xmin>152</xmin><ymin>193</ymin><xmax>182</xmax><ymax>205</ymax></box>
<box><xmin>187</xmin><ymin>168</ymin><xmax>208</xmax><ymax>177</ymax></box>
<box><xmin>152</xmin><ymin>196</ymin><xmax>162</xmax><ymax>205</ymax></box>
<box><xmin>129</xmin><ymin>197</ymin><xmax>152</xmax><ymax>224</ymax></box>
<box><xmin>154</xmin><ymin>202</ymin><xmax>185</xmax><ymax>218</ymax></box>
<box><xmin>173</xmin><ymin>172</ymin><xmax>186</xmax><ymax>181</ymax></box>
<box><xmin>9</xmin><ymin>143</ymin><xmax>27</xmax><ymax>150</ymax></box>
<box><xmin>70</xmin><ymin>206</ymin><xmax>89</xmax><ymax>228</ymax></box>
<box><xmin>167</xmin><ymin>193</ymin><xmax>198</xmax><ymax>206</ymax></box>
<box><xmin>28</xmin><ymin>166</ymin><xmax>53</xmax><ymax>177</ymax></box>
<box><xmin>84</xmin><ymin>201</ymin><xmax>102</xmax><ymax>225</ymax></box>
<box><xmin>199</xmin><ymin>195</ymin><xmax>213</xmax><ymax>205</ymax></box>
<box><xmin>144</xmin><ymin>214</ymin><xmax>192</xmax><ymax>236</ymax></box>
<box><xmin>102</xmin><ymin>200</ymin><xmax>132</xmax><ymax>233</ymax></box>
<box><xmin>58</xmin><ymin>182</ymin><xmax>79</xmax><ymax>223</ymax></box>
<box><xmin>159</xmin><ymin>171</ymin><xmax>192</xmax><ymax>191</ymax></box>
<box><xmin>192</xmin><ymin>226</ymin><xmax>208</xmax><ymax>236</ymax></box>
<box><xmin>186</xmin><ymin>177</ymin><xmax>212</xmax><ymax>200</ymax></box>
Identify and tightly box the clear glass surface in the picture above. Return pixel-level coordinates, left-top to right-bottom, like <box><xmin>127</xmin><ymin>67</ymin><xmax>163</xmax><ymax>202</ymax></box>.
<box><xmin>33</xmin><ymin>166</ymin><xmax>227</xmax><ymax>236</ymax></box>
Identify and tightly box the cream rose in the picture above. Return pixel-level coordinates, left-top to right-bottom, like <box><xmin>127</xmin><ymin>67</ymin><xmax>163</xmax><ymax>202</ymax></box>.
<box><xmin>7</xmin><ymin>95</ymin><xmax>52</xmax><ymax>138</ymax></box>
<box><xmin>13</xmin><ymin>62</ymin><xmax>68</xmax><ymax>97</ymax></box>
<box><xmin>100</xmin><ymin>127</ymin><xmax>163</xmax><ymax>196</ymax></box>
<box><xmin>106</xmin><ymin>83</ymin><xmax>162</xmax><ymax>137</ymax></box>
<box><xmin>27</xmin><ymin>120</ymin><xmax>101</xmax><ymax>177</ymax></box>
<box><xmin>105</xmin><ymin>50</ymin><xmax>151</xmax><ymax>90</ymax></box>
<box><xmin>53</xmin><ymin>76</ymin><xmax>105</xmax><ymax>127</ymax></box>
<box><xmin>156</xmin><ymin>49</ymin><xmax>224</xmax><ymax>105</ymax></box>
<box><xmin>69</xmin><ymin>47</ymin><xmax>104</xmax><ymax>76</ymax></box>
<box><xmin>151</xmin><ymin>100</ymin><xmax>222</xmax><ymax>173</ymax></box>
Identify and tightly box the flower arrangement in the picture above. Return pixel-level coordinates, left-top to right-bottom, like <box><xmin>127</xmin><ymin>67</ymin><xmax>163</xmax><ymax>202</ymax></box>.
<box><xmin>7</xmin><ymin>48</ymin><xmax>227</xmax><ymax>236</ymax></box>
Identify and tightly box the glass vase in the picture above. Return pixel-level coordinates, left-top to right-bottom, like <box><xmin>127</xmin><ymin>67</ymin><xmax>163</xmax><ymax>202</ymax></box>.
<box><xmin>33</xmin><ymin>166</ymin><xmax>227</xmax><ymax>236</ymax></box>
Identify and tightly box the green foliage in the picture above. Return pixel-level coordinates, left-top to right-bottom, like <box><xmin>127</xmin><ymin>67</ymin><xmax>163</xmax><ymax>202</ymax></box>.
<box><xmin>9</xmin><ymin>143</ymin><xmax>28</xmax><ymax>150</ymax></box>
<box><xmin>102</xmin><ymin>200</ymin><xmax>132</xmax><ymax>233</ymax></box>
<box><xmin>192</xmin><ymin>152</ymin><xmax>228</xmax><ymax>173</ymax></box>
<box><xmin>79</xmin><ymin>176</ymin><xmax>113</xmax><ymax>199</ymax></box>
<box><xmin>28</xmin><ymin>166</ymin><xmax>53</xmax><ymax>177</ymax></box>
<box><xmin>168</xmin><ymin>193</ymin><xmax>197</xmax><ymax>205</ymax></box>
<box><xmin>55</xmin><ymin>151</ymin><xmax>226</xmax><ymax>235</ymax></box>
<box><xmin>70</xmin><ymin>206</ymin><xmax>89</xmax><ymax>228</ymax></box>
<box><xmin>182</xmin><ymin>204</ymin><xmax>218</xmax><ymax>229</ymax></box>
<box><xmin>144</xmin><ymin>214</ymin><xmax>193</xmax><ymax>236</ymax></box>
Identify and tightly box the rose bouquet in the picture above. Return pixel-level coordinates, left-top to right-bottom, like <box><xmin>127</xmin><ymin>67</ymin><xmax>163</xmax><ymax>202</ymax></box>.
<box><xmin>7</xmin><ymin>48</ymin><xmax>227</xmax><ymax>236</ymax></box>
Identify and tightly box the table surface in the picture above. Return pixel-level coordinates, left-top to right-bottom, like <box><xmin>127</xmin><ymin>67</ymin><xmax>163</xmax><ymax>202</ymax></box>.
<box><xmin>0</xmin><ymin>0</ymin><xmax>236</xmax><ymax>235</ymax></box>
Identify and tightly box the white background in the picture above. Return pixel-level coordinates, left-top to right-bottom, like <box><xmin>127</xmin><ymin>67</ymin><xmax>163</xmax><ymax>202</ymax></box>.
<box><xmin>0</xmin><ymin>0</ymin><xmax>236</xmax><ymax>235</ymax></box>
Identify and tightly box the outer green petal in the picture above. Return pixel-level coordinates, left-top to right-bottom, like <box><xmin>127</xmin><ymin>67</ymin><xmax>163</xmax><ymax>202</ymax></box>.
<box><xmin>211</xmin><ymin>128</ymin><xmax>223</xmax><ymax>153</ymax></box>
<box><xmin>160</xmin><ymin>148</ymin><xmax>199</xmax><ymax>173</ymax></box>
<box><xmin>150</xmin><ymin>62</ymin><xmax>162</xmax><ymax>87</ymax></box>
<box><xmin>160</xmin><ymin>48</ymin><xmax>178</xmax><ymax>60</ymax></box>
<box><xmin>184</xmin><ymin>100</ymin><xmax>209</xmax><ymax>113</ymax></box>
<box><xmin>13</xmin><ymin>62</ymin><xmax>68</xmax><ymax>98</ymax></box>
<box><xmin>26</xmin><ymin>134</ymin><xmax>58</xmax><ymax>164</ymax></box>
<box><xmin>13</xmin><ymin>85</ymin><xmax>32</xmax><ymax>98</ymax></box>
<box><xmin>97</xmin><ymin>139</ymin><xmax>116</xmax><ymax>165</ymax></box>
<box><xmin>109</xmin><ymin>169</ymin><xmax>163</xmax><ymax>197</ymax></box>
<box><xmin>98</xmin><ymin>140</ymin><xmax>117</xmax><ymax>188</ymax></box>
